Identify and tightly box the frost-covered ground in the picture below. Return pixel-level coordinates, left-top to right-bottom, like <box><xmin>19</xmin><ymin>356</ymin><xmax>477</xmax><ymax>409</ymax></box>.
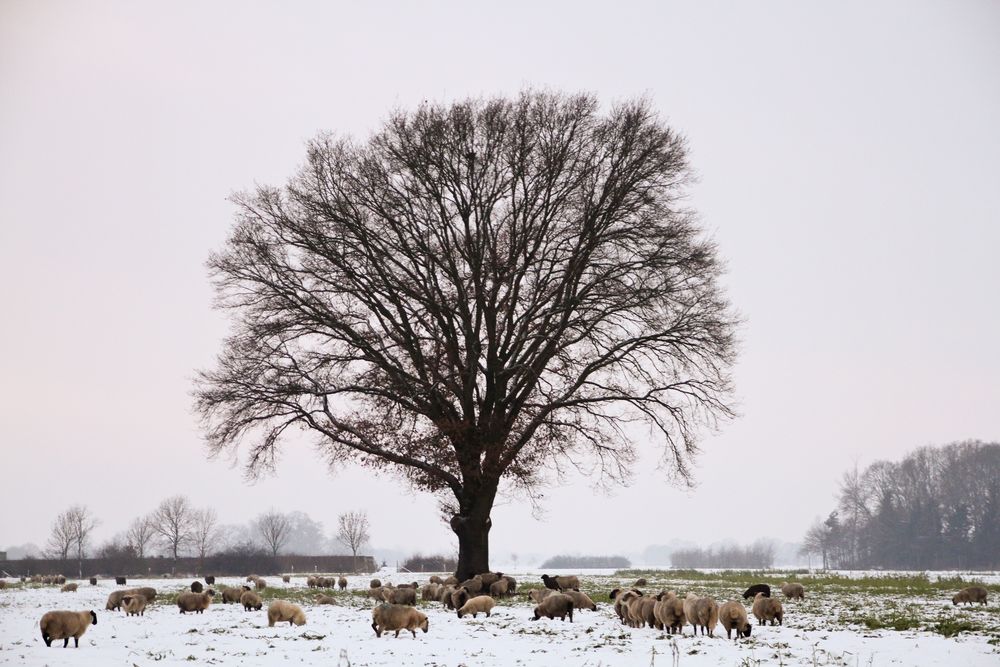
<box><xmin>1</xmin><ymin>570</ymin><xmax>998</xmax><ymax>666</ymax></box>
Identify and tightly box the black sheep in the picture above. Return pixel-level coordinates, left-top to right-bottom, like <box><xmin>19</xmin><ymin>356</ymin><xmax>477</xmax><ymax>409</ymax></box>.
<box><xmin>742</xmin><ymin>583</ymin><xmax>770</xmax><ymax>600</ymax></box>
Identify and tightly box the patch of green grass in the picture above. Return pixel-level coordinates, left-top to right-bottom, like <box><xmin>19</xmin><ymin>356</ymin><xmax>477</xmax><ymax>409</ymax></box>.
<box><xmin>932</xmin><ymin>618</ymin><xmax>981</xmax><ymax>637</ymax></box>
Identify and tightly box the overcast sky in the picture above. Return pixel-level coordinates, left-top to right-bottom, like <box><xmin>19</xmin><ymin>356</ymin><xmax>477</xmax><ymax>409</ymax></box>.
<box><xmin>1</xmin><ymin>0</ymin><xmax>998</xmax><ymax>563</ymax></box>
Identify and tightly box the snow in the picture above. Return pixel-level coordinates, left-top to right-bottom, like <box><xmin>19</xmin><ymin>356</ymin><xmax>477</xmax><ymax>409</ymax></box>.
<box><xmin>1</xmin><ymin>572</ymin><xmax>997</xmax><ymax>666</ymax></box>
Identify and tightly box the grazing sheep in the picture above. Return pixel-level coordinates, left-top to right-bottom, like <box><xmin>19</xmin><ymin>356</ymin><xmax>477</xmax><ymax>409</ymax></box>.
<box><xmin>565</xmin><ymin>590</ymin><xmax>597</xmax><ymax>612</ymax></box>
<box><xmin>176</xmin><ymin>590</ymin><xmax>215</xmax><ymax>614</ymax></box>
<box><xmin>634</xmin><ymin>578</ymin><xmax>648</xmax><ymax>587</ymax></box>
<box><xmin>60</xmin><ymin>583</ymin><xmax>78</xmax><ymax>593</ymax></box>
<box><xmin>478</xmin><ymin>572</ymin><xmax>503</xmax><ymax>587</ymax></box>
<box><xmin>122</xmin><ymin>595</ymin><xmax>147</xmax><ymax>617</ymax></box>
<box><xmin>752</xmin><ymin>592</ymin><xmax>783</xmax><ymax>626</ymax></box>
<box><xmin>338</xmin><ymin>577</ymin><xmax>347</xmax><ymax>590</ymax></box>
<box><xmin>105</xmin><ymin>590</ymin><xmax>130</xmax><ymax>611</ymax></box>
<box><xmin>254</xmin><ymin>578</ymin><xmax>267</xmax><ymax>590</ymax></box>
<box><xmin>421</xmin><ymin>583</ymin><xmax>441</xmax><ymax>601</ymax></box>
<box><xmin>240</xmin><ymin>590</ymin><xmax>263</xmax><ymax>611</ymax></box>
<box><xmin>653</xmin><ymin>592</ymin><xmax>686</xmax><ymax>634</ymax></box>
<box><xmin>457</xmin><ymin>595</ymin><xmax>496</xmax><ymax>619</ymax></box>
<box><xmin>459</xmin><ymin>576</ymin><xmax>484</xmax><ymax>595</ymax></box>
<box><xmin>398</xmin><ymin>581</ymin><xmax>419</xmax><ymax>589</ymax></box>
<box><xmin>719</xmin><ymin>600</ymin><xmax>752</xmax><ymax>640</ymax></box>
<box><xmin>611</xmin><ymin>589</ymin><xmax>642</xmax><ymax>624</ymax></box>
<box><xmin>683</xmin><ymin>592</ymin><xmax>700</xmax><ymax>633</ymax></box>
<box><xmin>89</xmin><ymin>577</ymin><xmax>97</xmax><ymax>586</ymax></box>
<box><xmin>541</xmin><ymin>574</ymin><xmax>580</xmax><ymax>591</ymax></box>
<box><xmin>307</xmin><ymin>576</ymin><xmax>318</xmax><ymax>588</ymax></box>
<box><xmin>450</xmin><ymin>587</ymin><xmax>470</xmax><ymax>611</ymax></box>
<box><xmin>222</xmin><ymin>585</ymin><xmax>250</xmax><ymax>604</ymax></box>
<box><xmin>370</xmin><ymin>579</ymin><xmax>382</xmax><ymax>588</ymax></box>
<box><xmin>316</xmin><ymin>595</ymin><xmax>337</xmax><ymax>605</ymax></box>
<box><xmin>489</xmin><ymin>579</ymin><xmax>509</xmax><ymax>598</ymax></box>
<box><xmin>282</xmin><ymin>575</ymin><xmax>291</xmax><ymax>583</ymax></box>
<box><xmin>626</xmin><ymin>594</ymin><xmax>657</xmax><ymax>628</ymax></box>
<box><xmin>39</xmin><ymin>610</ymin><xmax>97</xmax><ymax>648</ymax></box>
<box><xmin>953</xmin><ymin>586</ymin><xmax>988</xmax><ymax>606</ymax></box>
<box><xmin>0</xmin><ymin>580</ymin><xmax>6</xmax><ymax>589</ymax></box>
<box><xmin>134</xmin><ymin>587</ymin><xmax>157</xmax><ymax>602</ymax></box>
<box><xmin>527</xmin><ymin>588</ymin><xmax>557</xmax><ymax>603</ymax></box>
<box><xmin>191</xmin><ymin>581</ymin><xmax>204</xmax><ymax>593</ymax></box>
<box><xmin>443</xmin><ymin>575</ymin><xmax>459</xmax><ymax>586</ymax></box>
<box><xmin>115</xmin><ymin>577</ymin><xmax>126</xmax><ymax>585</ymax></box>
<box><xmin>204</xmin><ymin>576</ymin><xmax>215</xmax><ymax>585</ymax></box>
<box><xmin>247</xmin><ymin>575</ymin><xmax>259</xmax><ymax>583</ymax></box>
<box><xmin>372</xmin><ymin>603</ymin><xmax>429</xmax><ymax>638</ymax></box>
<box><xmin>383</xmin><ymin>587</ymin><xmax>417</xmax><ymax>606</ymax></box>
<box><xmin>502</xmin><ymin>575</ymin><xmax>517</xmax><ymax>595</ymax></box>
<box><xmin>267</xmin><ymin>600</ymin><xmax>306</xmax><ymax>627</ymax></box>
<box><xmin>780</xmin><ymin>582</ymin><xmax>805</xmax><ymax>600</ymax></box>
<box><xmin>742</xmin><ymin>584</ymin><xmax>771</xmax><ymax>600</ymax></box>
<box><xmin>532</xmin><ymin>592</ymin><xmax>575</xmax><ymax>622</ymax></box>
<box><xmin>429</xmin><ymin>575</ymin><xmax>443</xmax><ymax>585</ymax></box>
<box><xmin>54</xmin><ymin>575</ymin><xmax>66</xmax><ymax>584</ymax></box>
<box><xmin>693</xmin><ymin>597</ymin><xmax>719</xmax><ymax>637</ymax></box>
<box><xmin>438</xmin><ymin>585</ymin><xmax>455</xmax><ymax>606</ymax></box>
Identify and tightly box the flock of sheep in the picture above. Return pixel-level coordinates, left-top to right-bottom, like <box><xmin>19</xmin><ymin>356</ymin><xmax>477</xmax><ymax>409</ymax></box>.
<box><xmin>21</xmin><ymin>571</ymin><xmax>993</xmax><ymax>649</ymax></box>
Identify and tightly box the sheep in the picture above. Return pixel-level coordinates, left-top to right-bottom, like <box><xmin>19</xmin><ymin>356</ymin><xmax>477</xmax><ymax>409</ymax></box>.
<box><xmin>370</xmin><ymin>578</ymin><xmax>382</xmax><ymax>588</ymax></box>
<box><xmin>267</xmin><ymin>600</ymin><xmax>306</xmax><ymax>627</ymax></box>
<box><xmin>39</xmin><ymin>610</ymin><xmax>97</xmax><ymax>648</ymax></box>
<box><xmin>457</xmin><ymin>595</ymin><xmax>496</xmax><ymax>619</ymax></box>
<box><xmin>398</xmin><ymin>581</ymin><xmax>419</xmax><ymax>589</ymax></box>
<box><xmin>450</xmin><ymin>587</ymin><xmax>470</xmax><ymax>611</ymax></box>
<box><xmin>105</xmin><ymin>590</ymin><xmax>131</xmax><ymax>611</ymax></box>
<box><xmin>240</xmin><ymin>590</ymin><xmax>263</xmax><ymax>611</ymax></box>
<box><xmin>719</xmin><ymin>600</ymin><xmax>752</xmax><ymax>640</ymax></box>
<box><xmin>54</xmin><ymin>575</ymin><xmax>66</xmax><ymax>584</ymax></box>
<box><xmin>222</xmin><ymin>585</ymin><xmax>250</xmax><ymax>604</ymax></box>
<box><xmin>89</xmin><ymin>577</ymin><xmax>98</xmax><ymax>586</ymax></box>
<box><xmin>204</xmin><ymin>576</ymin><xmax>215</xmax><ymax>585</ymax></box>
<box><xmin>115</xmin><ymin>577</ymin><xmax>126</xmax><ymax>585</ymax></box>
<box><xmin>541</xmin><ymin>574</ymin><xmax>580</xmax><ymax>591</ymax></box>
<box><xmin>742</xmin><ymin>584</ymin><xmax>771</xmax><ymax>600</ymax></box>
<box><xmin>478</xmin><ymin>572</ymin><xmax>503</xmax><ymax>587</ymax></box>
<box><xmin>489</xmin><ymin>578</ymin><xmax>509</xmax><ymax>598</ymax></box>
<box><xmin>247</xmin><ymin>574</ymin><xmax>259</xmax><ymax>583</ymax></box>
<box><xmin>527</xmin><ymin>588</ymin><xmax>557</xmax><ymax>603</ymax></box>
<box><xmin>177</xmin><ymin>590</ymin><xmax>215</xmax><ymax>614</ymax></box>
<box><xmin>565</xmin><ymin>590</ymin><xmax>597</xmax><ymax>612</ymax></box>
<box><xmin>532</xmin><ymin>592</ymin><xmax>575</xmax><ymax>622</ymax></box>
<box><xmin>282</xmin><ymin>575</ymin><xmax>291</xmax><ymax>583</ymax></box>
<box><xmin>60</xmin><ymin>583</ymin><xmax>78</xmax><ymax>593</ymax></box>
<box><xmin>438</xmin><ymin>585</ymin><xmax>456</xmax><ymax>606</ymax></box>
<box><xmin>610</xmin><ymin>588</ymin><xmax>642</xmax><ymax>624</ymax></box>
<box><xmin>383</xmin><ymin>587</ymin><xmax>417</xmax><ymax>606</ymax></box>
<box><xmin>122</xmin><ymin>594</ymin><xmax>147</xmax><ymax>617</ymax></box>
<box><xmin>338</xmin><ymin>576</ymin><xmax>347</xmax><ymax>590</ymax></box>
<box><xmin>953</xmin><ymin>586</ymin><xmax>988</xmax><ymax>606</ymax></box>
<box><xmin>191</xmin><ymin>581</ymin><xmax>204</xmax><ymax>593</ymax></box>
<box><xmin>316</xmin><ymin>594</ymin><xmax>337</xmax><ymax>605</ymax></box>
<box><xmin>443</xmin><ymin>575</ymin><xmax>459</xmax><ymax>586</ymax></box>
<box><xmin>502</xmin><ymin>575</ymin><xmax>517</xmax><ymax>595</ymax></box>
<box><xmin>780</xmin><ymin>582</ymin><xmax>805</xmax><ymax>600</ymax></box>
<box><xmin>0</xmin><ymin>580</ymin><xmax>6</xmax><ymax>589</ymax></box>
<box><xmin>429</xmin><ymin>575</ymin><xmax>444</xmax><ymax>585</ymax></box>
<box><xmin>752</xmin><ymin>592</ymin><xmax>783</xmax><ymax>626</ymax></box>
<box><xmin>693</xmin><ymin>597</ymin><xmax>719</xmax><ymax>637</ymax></box>
<box><xmin>653</xmin><ymin>592</ymin><xmax>686</xmax><ymax>634</ymax></box>
<box><xmin>134</xmin><ymin>587</ymin><xmax>157</xmax><ymax>602</ymax></box>
<box><xmin>372</xmin><ymin>603</ymin><xmax>429</xmax><ymax>638</ymax></box>
<box><xmin>254</xmin><ymin>578</ymin><xmax>267</xmax><ymax>590</ymax></box>
<box><xmin>634</xmin><ymin>578</ymin><xmax>648</xmax><ymax>587</ymax></box>
<box><xmin>459</xmin><ymin>575</ymin><xmax>484</xmax><ymax>595</ymax></box>
<box><xmin>421</xmin><ymin>583</ymin><xmax>441</xmax><ymax>601</ymax></box>
<box><xmin>307</xmin><ymin>576</ymin><xmax>318</xmax><ymax>588</ymax></box>
<box><xmin>626</xmin><ymin>594</ymin><xmax>656</xmax><ymax>628</ymax></box>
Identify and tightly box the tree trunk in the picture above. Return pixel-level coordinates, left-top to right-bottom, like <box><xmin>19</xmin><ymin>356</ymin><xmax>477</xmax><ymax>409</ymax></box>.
<box><xmin>451</xmin><ymin>511</ymin><xmax>492</xmax><ymax>581</ymax></box>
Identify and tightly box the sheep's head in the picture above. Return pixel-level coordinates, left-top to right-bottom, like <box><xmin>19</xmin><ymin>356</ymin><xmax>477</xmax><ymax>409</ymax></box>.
<box><xmin>89</xmin><ymin>611</ymin><xmax>98</xmax><ymax>625</ymax></box>
<box><xmin>421</xmin><ymin>617</ymin><xmax>429</xmax><ymax>633</ymax></box>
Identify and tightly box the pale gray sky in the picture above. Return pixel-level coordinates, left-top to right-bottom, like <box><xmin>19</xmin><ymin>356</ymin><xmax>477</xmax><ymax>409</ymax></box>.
<box><xmin>1</xmin><ymin>0</ymin><xmax>998</xmax><ymax>562</ymax></box>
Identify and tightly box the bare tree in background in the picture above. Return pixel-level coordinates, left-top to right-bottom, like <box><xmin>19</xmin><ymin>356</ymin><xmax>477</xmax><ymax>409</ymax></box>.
<box><xmin>67</xmin><ymin>505</ymin><xmax>99</xmax><ymax>578</ymax></box>
<box><xmin>255</xmin><ymin>509</ymin><xmax>291</xmax><ymax>557</ymax></box>
<box><xmin>125</xmin><ymin>516</ymin><xmax>156</xmax><ymax>559</ymax></box>
<box><xmin>337</xmin><ymin>511</ymin><xmax>370</xmax><ymax>573</ymax></box>
<box><xmin>151</xmin><ymin>495</ymin><xmax>195</xmax><ymax>560</ymax></box>
<box><xmin>196</xmin><ymin>91</ymin><xmax>738</xmax><ymax>578</ymax></box>
<box><xmin>191</xmin><ymin>508</ymin><xmax>219</xmax><ymax>566</ymax></box>
<box><xmin>45</xmin><ymin>511</ymin><xmax>76</xmax><ymax>561</ymax></box>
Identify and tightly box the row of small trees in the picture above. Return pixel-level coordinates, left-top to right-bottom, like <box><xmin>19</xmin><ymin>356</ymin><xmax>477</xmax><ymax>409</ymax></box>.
<box><xmin>43</xmin><ymin>497</ymin><xmax>371</xmax><ymax>570</ymax></box>
<box><xmin>800</xmin><ymin>440</ymin><xmax>1000</xmax><ymax>570</ymax></box>
<box><xmin>669</xmin><ymin>542</ymin><xmax>775</xmax><ymax>569</ymax></box>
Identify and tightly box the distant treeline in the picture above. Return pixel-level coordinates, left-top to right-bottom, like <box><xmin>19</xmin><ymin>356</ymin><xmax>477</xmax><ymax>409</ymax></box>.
<box><xmin>540</xmin><ymin>555</ymin><xmax>631</xmax><ymax>569</ymax></box>
<box><xmin>401</xmin><ymin>554</ymin><xmax>457</xmax><ymax>572</ymax></box>
<box><xmin>801</xmin><ymin>440</ymin><xmax>1000</xmax><ymax>570</ymax></box>
<box><xmin>670</xmin><ymin>542</ymin><xmax>775</xmax><ymax>569</ymax></box>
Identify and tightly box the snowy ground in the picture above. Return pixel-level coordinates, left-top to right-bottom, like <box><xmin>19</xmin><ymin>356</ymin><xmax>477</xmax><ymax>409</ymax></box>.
<box><xmin>1</xmin><ymin>570</ymin><xmax>998</xmax><ymax>666</ymax></box>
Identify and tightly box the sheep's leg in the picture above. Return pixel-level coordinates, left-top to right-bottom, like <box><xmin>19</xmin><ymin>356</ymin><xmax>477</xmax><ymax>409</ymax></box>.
<box><xmin>63</xmin><ymin>638</ymin><xmax>69</xmax><ymax>648</ymax></box>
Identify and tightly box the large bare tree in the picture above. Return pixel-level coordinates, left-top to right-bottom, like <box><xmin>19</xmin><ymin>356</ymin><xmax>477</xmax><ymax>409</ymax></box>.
<box><xmin>191</xmin><ymin>508</ymin><xmax>219</xmax><ymax>564</ymax></box>
<box><xmin>255</xmin><ymin>509</ymin><xmax>291</xmax><ymax>557</ymax></box>
<box><xmin>45</xmin><ymin>511</ymin><xmax>76</xmax><ymax>561</ymax></box>
<box><xmin>125</xmin><ymin>515</ymin><xmax>156</xmax><ymax>559</ymax></box>
<box><xmin>46</xmin><ymin>505</ymin><xmax>99</xmax><ymax>577</ymax></box>
<box><xmin>336</xmin><ymin>511</ymin><xmax>370</xmax><ymax>573</ymax></box>
<box><xmin>151</xmin><ymin>496</ymin><xmax>195</xmax><ymax>560</ymax></box>
<box><xmin>196</xmin><ymin>91</ymin><xmax>738</xmax><ymax>578</ymax></box>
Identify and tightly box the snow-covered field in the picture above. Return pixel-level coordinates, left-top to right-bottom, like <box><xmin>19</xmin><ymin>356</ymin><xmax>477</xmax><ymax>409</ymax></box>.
<box><xmin>1</xmin><ymin>570</ymin><xmax>998</xmax><ymax>666</ymax></box>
